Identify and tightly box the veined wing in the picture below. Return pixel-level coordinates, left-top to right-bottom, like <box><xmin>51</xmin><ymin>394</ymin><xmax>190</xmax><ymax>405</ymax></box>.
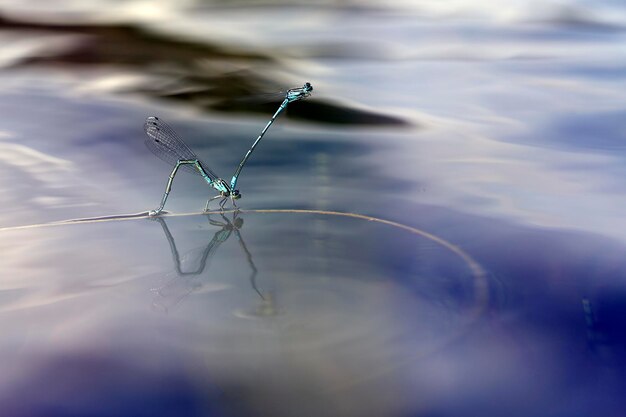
<box><xmin>144</xmin><ymin>116</ymin><xmax>219</xmax><ymax>181</ymax></box>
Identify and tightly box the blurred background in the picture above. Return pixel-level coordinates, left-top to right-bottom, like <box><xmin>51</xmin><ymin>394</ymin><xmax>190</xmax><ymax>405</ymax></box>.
<box><xmin>1</xmin><ymin>1</ymin><xmax>626</xmax><ymax>416</ymax></box>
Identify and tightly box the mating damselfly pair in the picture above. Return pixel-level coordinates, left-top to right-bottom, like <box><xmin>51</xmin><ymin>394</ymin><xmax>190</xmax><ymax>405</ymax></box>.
<box><xmin>144</xmin><ymin>82</ymin><xmax>313</xmax><ymax>216</ymax></box>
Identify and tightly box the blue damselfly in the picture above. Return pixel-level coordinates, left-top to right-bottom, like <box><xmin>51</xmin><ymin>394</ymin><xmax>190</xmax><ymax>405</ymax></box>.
<box><xmin>145</xmin><ymin>82</ymin><xmax>313</xmax><ymax>215</ymax></box>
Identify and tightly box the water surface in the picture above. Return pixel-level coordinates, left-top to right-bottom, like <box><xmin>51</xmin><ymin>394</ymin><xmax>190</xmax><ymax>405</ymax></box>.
<box><xmin>1</xmin><ymin>1</ymin><xmax>626</xmax><ymax>416</ymax></box>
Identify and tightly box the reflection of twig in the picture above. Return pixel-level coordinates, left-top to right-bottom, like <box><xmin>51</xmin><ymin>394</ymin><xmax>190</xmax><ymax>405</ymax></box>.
<box><xmin>149</xmin><ymin>212</ymin><xmax>262</xmax><ymax>313</ymax></box>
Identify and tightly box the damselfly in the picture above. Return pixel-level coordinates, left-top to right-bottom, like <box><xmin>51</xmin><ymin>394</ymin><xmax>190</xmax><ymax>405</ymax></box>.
<box><xmin>144</xmin><ymin>82</ymin><xmax>313</xmax><ymax>216</ymax></box>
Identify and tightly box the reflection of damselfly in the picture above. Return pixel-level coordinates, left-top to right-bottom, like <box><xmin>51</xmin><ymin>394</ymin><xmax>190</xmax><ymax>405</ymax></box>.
<box><xmin>144</xmin><ymin>82</ymin><xmax>313</xmax><ymax>215</ymax></box>
<box><xmin>151</xmin><ymin>212</ymin><xmax>262</xmax><ymax>313</ymax></box>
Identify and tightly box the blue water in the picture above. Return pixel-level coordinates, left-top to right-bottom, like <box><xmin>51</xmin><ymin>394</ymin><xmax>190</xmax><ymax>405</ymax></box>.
<box><xmin>0</xmin><ymin>1</ymin><xmax>625</xmax><ymax>416</ymax></box>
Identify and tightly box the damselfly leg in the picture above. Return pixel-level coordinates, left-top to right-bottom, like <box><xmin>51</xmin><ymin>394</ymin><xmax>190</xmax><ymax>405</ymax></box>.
<box><xmin>204</xmin><ymin>195</ymin><xmax>222</xmax><ymax>212</ymax></box>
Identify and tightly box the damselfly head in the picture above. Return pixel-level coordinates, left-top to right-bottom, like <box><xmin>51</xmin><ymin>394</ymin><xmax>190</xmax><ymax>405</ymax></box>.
<box><xmin>286</xmin><ymin>82</ymin><xmax>313</xmax><ymax>102</ymax></box>
<box><xmin>232</xmin><ymin>189</ymin><xmax>242</xmax><ymax>199</ymax></box>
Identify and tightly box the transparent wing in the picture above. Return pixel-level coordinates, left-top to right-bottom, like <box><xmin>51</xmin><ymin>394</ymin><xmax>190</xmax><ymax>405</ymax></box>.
<box><xmin>144</xmin><ymin>116</ymin><xmax>219</xmax><ymax>180</ymax></box>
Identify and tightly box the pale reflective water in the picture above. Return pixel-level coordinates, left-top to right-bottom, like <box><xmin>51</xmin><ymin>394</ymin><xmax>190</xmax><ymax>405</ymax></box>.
<box><xmin>1</xmin><ymin>1</ymin><xmax>626</xmax><ymax>416</ymax></box>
